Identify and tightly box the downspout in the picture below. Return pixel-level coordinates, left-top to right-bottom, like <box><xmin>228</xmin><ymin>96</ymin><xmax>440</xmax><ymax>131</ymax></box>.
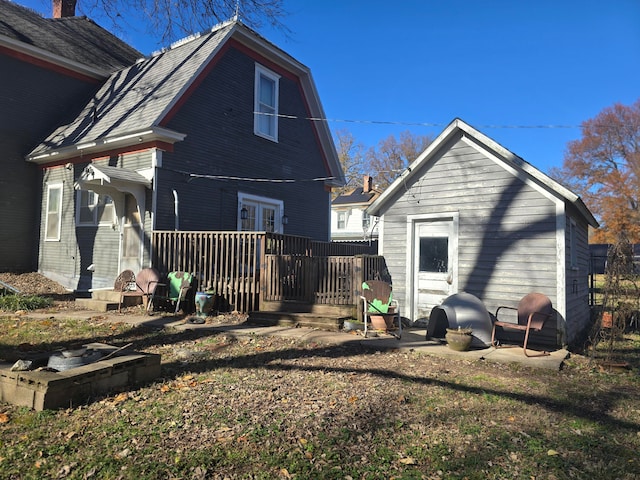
<box><xmin>172</xmin><ymin>189</ymin><xmax>179</xmax><ymax>230</ymax></box>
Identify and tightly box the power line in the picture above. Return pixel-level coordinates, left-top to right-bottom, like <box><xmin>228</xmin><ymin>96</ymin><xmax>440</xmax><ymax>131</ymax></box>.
<box><xmin>260</xmin><ymin>112</ymin><xmax>582</xmax><ymax>130</ymax></box>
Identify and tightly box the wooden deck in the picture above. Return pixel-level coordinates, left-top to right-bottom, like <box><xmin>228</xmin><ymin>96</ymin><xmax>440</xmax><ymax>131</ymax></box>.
<box><xmin>151</xmin><ymin>231</ymin><xmax>386</xmax><ymax>319</ymax></box>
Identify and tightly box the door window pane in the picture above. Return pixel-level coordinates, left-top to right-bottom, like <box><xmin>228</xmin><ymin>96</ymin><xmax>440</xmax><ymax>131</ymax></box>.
<box><xmin>419</xmin><ymin>237</ymin><xmax>448</xmax><ymax>273</ymax></box>
<box><xmin>241</xmin><ymin>205</ymin><xmax>257</xmax><ymax>231</ymax></box>
<box><xmin>262</xmin><ymin>207</ymin><xmax>275</xmax><ymax>232</ymax></box>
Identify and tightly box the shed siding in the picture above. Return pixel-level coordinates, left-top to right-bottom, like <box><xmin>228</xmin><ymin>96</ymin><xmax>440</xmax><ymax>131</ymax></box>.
<box><xmin>0</xmin><ymin>54</ymin><xmax>99</xmax><ymax>271</ymax></box>
<box><xmin>564</xmin><ymin>210</ymin><xmax>591</xmax><ymax>345</ymax></box>
<box><xmin>382</xmin><ymin>136</ymin><xmax>559</xmax><ymax>330</ymax></box>
<box><xmin>159</xmin><ymin>45</ymin><xmax>331</xmax><ymax>240</ymax></box>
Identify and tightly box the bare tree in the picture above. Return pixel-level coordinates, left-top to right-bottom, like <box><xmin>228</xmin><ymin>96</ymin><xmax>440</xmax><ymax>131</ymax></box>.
<box><xmin>365</xmin><ymin>131</ymin><xmax>433</xmax><ymax>190</ymax></box>
<box><xmin>68</xmin><ymin>0</ymin><xmax>289</xmax><ymax>44</ymax></box>
<box><xmin>333</xmin><ymin>129</ymin><xmax>366</xmax><ymax>197</ymax></box>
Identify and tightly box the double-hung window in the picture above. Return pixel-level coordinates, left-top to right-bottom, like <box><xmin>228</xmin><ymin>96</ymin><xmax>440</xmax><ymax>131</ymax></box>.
<box><xmin>45</xmin><ymin>183</ymin><xmax>63</xmax><ymax>241</ymax></box>
<box><xmin>76</xmin><ymin>190</ymin><xmax>115</xmax><ymax>226</ymax></box>
<box><xmin>254</xmin><ymin>64</ymin><xmax>279</xmax><ymax>141</ymax></box>
<box><xmin>337</xmin><ymin>211</ymin><xmax>347</xmax><ymax>230</ymax></box>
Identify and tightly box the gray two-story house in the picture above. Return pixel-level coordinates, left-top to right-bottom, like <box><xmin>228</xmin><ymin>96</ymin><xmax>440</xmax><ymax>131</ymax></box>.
<box><xmin>26</xmin><ymin>18</ymin><xmax>343</xmax><ymax>291</ymax></box>
<box><xmin>0</xmin><ymin>0</ymin><xmax>140</xmax><ymax>272</ymax></box>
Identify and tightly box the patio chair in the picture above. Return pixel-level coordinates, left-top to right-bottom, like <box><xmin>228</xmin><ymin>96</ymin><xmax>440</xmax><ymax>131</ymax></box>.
<box><xmin>153</xmin><ymin>271</ymin><xmax>194</xmax><ymax>314</ymax></box>
<box><xmin>360</xmin><ymin>280</ymin><xmax>401</xmax><ymax>339</ymax></box>
<box><xmin>115</xmin><ymin>268</ymin><xmax>161</xmax><ymax>313</ymax></box>
<box><xmin>491</xmin><ymin>292</ymin><xmax>553</xmax><ymax>357</ymax></box>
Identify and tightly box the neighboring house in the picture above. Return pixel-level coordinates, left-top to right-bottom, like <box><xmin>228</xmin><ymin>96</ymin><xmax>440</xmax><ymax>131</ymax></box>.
<box><xmin>0</xmin><ymin>0</ymin><xmax>141</xmax><ymax>272</ymax></box>
<box><xmin>367</xmin><ymin>118</ymin><xmax>598</xmax><ymax>347</ymax></box>
<box><xmin>331</xmin><ymin>175</ymin><xmax>381</xmax><ymax>242</ymax></box>
<box><xmin>26</xmin><ymin>18</ymin><xmax>343</xmax><ymax>291</ymax></box>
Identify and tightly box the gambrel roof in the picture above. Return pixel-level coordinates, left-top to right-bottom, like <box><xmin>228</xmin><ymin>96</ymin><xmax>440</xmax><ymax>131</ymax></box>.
<box><xmin>0</xmin><ymin>0</ymin><xmax>140</xmax><ymax>75</ymax></box>
<box><xmin>368</xmin><ymin>118</ymin><xmax>598</xmax><ymax>228</ymax></box>
<box><xmin>26</xmin><ymin>19</ymin><xmax>344</xmax><ymax>186</ymax></box>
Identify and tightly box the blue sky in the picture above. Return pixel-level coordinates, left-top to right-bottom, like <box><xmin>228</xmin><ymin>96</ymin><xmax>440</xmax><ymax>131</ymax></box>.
<box><xmin>21</xmin><ymin>0</ymin><xmax>640</xmax><ymax>174</ymax></box>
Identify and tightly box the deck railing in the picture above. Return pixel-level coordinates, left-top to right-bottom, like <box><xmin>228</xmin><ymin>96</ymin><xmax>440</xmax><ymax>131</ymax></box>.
<box><xmin>151</xmin><ymin>231</ymin><xmax>383</xmax><ymax>313</ymax></box>
<box><xmin>261</xmin><ymin>254</ymin><xmax>389</xmax><ymax>305</ymax></box>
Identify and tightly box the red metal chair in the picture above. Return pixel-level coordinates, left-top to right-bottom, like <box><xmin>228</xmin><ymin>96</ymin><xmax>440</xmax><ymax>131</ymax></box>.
<box><xmin>491</xmin><ymin>292</ymin><xmax>553</xmax><ymax>357</ymax></box>
<box><xmin>115</xmin><ymin>268</ymin><xmax>161</xmax><ymax>313</ymax></box>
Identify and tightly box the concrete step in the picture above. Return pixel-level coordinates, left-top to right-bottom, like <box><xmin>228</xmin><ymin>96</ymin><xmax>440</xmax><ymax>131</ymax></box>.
<box><xmin>91</xmin><ymin>290</ymin><xmax>121</xmax><ymax>302</ymax></box>
<box><xmin>247</xmin><ymin>311</ymin><xmax>346</xmax><ymax>331</ymax></box>
<box><xmin>259</xmin><ymin>300</ymin><xmax>355</xmax><ymax>317</ymax></box>
<box><xmin>75</xmin><ymin>295</ymin><xmax>142</xmax><ymax>312</ymax></box>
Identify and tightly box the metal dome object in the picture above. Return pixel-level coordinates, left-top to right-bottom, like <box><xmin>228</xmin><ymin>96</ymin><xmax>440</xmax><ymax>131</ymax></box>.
<box><xmin>427</xmin><ymin>292</ymin><xmax>493</xmax><ymax>347</ymax></box>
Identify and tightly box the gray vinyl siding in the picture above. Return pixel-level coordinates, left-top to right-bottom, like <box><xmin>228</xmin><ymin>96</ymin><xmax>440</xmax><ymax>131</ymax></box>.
<box><xmin>381</xmin><ymin>135</ymin><xmax>560</xmax><ymax>341</ymax></box>
<box><xmin>39</xmin><ymin>166</ymin><xmax>80</xmax><ymax>287</ymax></box>
<box><xmin>0</xmin><ymin>53</ymin><xmax>99</xmax><ymax>271</ymax></box>
<box><xmin>159</xmin><ymin>45</ymin><xmax>331</xmax><ymax>240</ymax></box>
<box><xmin>564</xmin><ymin>211</ymin><xmax>591</xmax><ymax>344</ymax></box>
<box><xmin>39</xmin><ymin>151</ymin><xmax>155</xmax><ymax>290</ymax></box>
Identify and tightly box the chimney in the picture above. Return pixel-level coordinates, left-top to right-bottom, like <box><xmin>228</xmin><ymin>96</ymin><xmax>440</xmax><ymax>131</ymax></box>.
<box><xmin>363</xmin><ymin>175</ymin><xmax>373</xmax><ymax>193</ymax></box>
<box><xmin>53</xmin><ymin>0</ymin><xmax>77</xmax><ymax>18</ymax></box>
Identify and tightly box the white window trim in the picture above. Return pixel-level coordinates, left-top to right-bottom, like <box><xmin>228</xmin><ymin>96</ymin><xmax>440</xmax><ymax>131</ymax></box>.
<box><xmin>254</xmin><ymin>63</ymin><xmax>280</xmax><ymax>142</ymax></box>
<box><xmin>75</xmin><ymin>190</ymin><xmax>115</xmax><ymax>227</ymax></box>
<box><xmin>45</xmin><ymin>183</ymin><xmax>63</xmax><ymax>241</ymax></box>
<box><xmin>337</xmin><ymin>211</ymin><xmax>347</xmax><ymax>230</ymax></box>
<box><xmin>238</xmin><ymin>192</ymin><xmax>284</xmax><ymax>233</ymax></box>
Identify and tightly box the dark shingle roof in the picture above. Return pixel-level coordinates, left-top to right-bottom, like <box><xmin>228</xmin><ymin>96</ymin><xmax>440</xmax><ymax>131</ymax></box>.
<box><xmin>0</xmin><ymin>0</ymin><xmax>140</xmax><ymax>73</ymax></box>
<box><xmin>29</xmin><ymin>22</ymin><xmax>234</xmax><ymax>155</ymax></box>
<box><xmin>332</xmin><ymin>187</ymin><xmax>380</xmax><ymax>206</ymax></box>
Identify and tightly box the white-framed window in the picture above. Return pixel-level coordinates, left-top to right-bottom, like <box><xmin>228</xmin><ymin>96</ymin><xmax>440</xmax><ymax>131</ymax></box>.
<box><xmin>76</xmin><ymin>190</ymin><xmax>115</xmax><ymax>226</ymax></box>
<box><xmin>254</xmin><ymin>64</ymin><xmax>279</xmax><ymax>141</ymax></box>
<box><xmin>362</xmin><ymin>212</ymin><xmax>371</xmax><ymax>231</ymax></box>
<box><xmin>238</xmin><ymin>192</ymin><xmax>284</xmax><ymax>233</ymax></box>
<box><xmin>569</xmin><ymin>218</ymin><xmax>577</xmax><ymax>268</ymax></box>
<box><xmin>337</xmin><ymin>211</ymin><xmax>347</xmax><ymax>230</ymax></box>
<box><xmin>45</xmin><ymin>183</ymin><xmax>63</xmax><ymax>241</ymax></box>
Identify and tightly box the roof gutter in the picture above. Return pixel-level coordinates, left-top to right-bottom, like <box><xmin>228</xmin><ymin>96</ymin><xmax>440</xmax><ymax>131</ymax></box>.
<box><xmin>26</xmin><ymin>126</ymin><xmax>187</xmax><ymax>164</ymax></box>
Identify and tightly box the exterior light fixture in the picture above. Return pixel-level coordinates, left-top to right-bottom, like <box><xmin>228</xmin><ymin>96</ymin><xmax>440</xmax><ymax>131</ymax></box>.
<box><xmin>240</xmin><ymin>207</ymin><xmax>248</xmax><ymax>220</ymax></box>
<box><xmin>282</xmin><ymin>214</ymin><xmax>288</xmax><ymax>225</ymax></box>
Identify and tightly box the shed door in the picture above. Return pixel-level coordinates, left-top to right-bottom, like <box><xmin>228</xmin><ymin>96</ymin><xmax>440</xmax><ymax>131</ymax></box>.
<box><xmin>120</xmin><ymin>194</ymin><xmax>142</xmax><ymax>273</ymax></box>
<box><xmin>413</xmin><ymin>220</ymin><xmax>456</xmax><ymax>321</ymax></box>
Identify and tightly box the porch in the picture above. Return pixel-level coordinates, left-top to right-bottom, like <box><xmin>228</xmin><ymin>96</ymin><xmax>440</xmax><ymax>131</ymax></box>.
<box><xmin>151</xmin><ymin>231</ymin><xmax>387</xmax><ymax>328</ymax></box>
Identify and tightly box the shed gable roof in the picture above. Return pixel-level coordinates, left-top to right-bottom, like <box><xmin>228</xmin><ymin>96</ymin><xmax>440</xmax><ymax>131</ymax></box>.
<box><xmin>368</xmin><ymin>118</ymin><xmax>598</xmax><ymax>228</ymax></box>
<box><xmin>0</xmin><ymin>0</ymin><xmax>141</xmax><ymax>74</ymax></box>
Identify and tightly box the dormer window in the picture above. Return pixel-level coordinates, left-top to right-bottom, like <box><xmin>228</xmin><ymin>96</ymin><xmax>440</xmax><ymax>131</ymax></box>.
<box><xmin>254</xmin><ymin>64</ymin><xmax>279</xmax><ymax>142</ymax></box>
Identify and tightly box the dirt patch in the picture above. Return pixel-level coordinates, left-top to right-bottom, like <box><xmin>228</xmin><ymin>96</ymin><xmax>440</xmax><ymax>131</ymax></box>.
<box><xmin>0</xmin><ymin>272</ymin><xmax>69</xmax><ymax>296</ymax></box>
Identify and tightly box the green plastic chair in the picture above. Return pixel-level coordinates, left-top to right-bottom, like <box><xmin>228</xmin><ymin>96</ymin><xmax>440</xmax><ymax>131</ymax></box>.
<box><xmin>160</xmin><ymin>271</ymin><xmax>193</xmax><ymax>314</ymax></box>
<box><xmin>361</xmin><ymin>280</ymin><xmax>401</xmax><ymax>338</ymax></box>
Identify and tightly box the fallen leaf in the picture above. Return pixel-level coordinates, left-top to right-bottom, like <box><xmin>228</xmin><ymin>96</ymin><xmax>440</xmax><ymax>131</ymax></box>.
<box><xmin>547</xmin><ymin>449</ymin><xmax>559</xmax><ymax>456</ymax></box>
<box><xmin>160</xmin><ymin>385</ymin><xmax>171</xmax><ymax>393</ymax></box>
<box><xmin>0</xmin><ymin>413</ymin><xmax>9</xmax><ymax>424</ymax></box>
<box><xmin>399</xmin><ymin>457</ymin><xmax>417</xmax><ymax>465</ymax></box>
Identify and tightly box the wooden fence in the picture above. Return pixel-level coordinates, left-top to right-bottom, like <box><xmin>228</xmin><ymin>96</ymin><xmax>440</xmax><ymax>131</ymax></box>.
<box><xmin>261</xmin><ymin>254</ymin><xmax>390</xmax><ymax>305</ymax></box>
<box><xmin>151</xmin><ymin>231</ymin><xmax>383</xmax><ymax>313</ymax></box>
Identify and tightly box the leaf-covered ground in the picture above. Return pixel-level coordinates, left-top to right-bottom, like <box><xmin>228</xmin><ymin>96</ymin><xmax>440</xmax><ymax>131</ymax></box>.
<box><xmin>0</xmin><ymin>273</ymin><xmax>639</xmax><ymax>478</ymax></box>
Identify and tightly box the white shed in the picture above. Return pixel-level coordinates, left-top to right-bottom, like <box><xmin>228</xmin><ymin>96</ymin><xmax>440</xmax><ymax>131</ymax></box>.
<box><xmin>367</xmin><ymin>119</ymin><xmax>598</xmax><ymax>347</ymax></box>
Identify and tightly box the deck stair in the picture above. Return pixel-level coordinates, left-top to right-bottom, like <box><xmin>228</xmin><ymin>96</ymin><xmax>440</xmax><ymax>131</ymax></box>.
<box><xmin>75</xmin><ymin>290</ymin><xmax>142</xmax><ymax>312</ymax></box>
<box><xmin>247</xmin><ymin>301</ymin><xmax>356</xmax><ymax>331</ymax></box>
